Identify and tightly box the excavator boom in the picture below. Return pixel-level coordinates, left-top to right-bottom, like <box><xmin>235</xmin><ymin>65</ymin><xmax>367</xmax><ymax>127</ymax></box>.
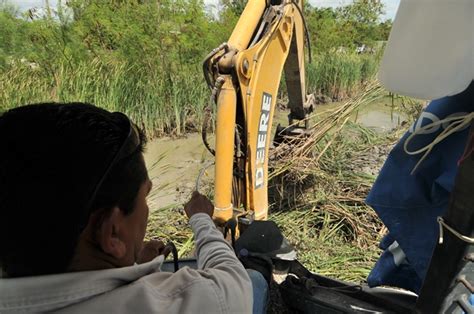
<box><xmin>203</xmin><ymin>0</ymin><xmax>312</xmax><ymax>226</ymax></box>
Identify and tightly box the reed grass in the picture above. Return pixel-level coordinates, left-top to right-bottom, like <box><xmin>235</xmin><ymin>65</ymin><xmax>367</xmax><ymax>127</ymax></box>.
<box><xmin>306</xmin><ymin>53</ymin><xmax>378</xmax><ymax>101</ymax></box>
<box><xmin>266</xmin><ymin>82</ymin><xmax>391</xmax><ymax>281</ymax></box>
<box><xmin>1</xmin><ymin>53</ymin><xmax>378</xmax><ymax>136</ymax></box>
<box><xmin>0</xmin><ymin>59</ymin><xmax>209</xmax><ymax>137</ymax></box>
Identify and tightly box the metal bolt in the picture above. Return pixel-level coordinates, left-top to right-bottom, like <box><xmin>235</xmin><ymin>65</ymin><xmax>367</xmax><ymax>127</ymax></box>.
<box><xmin>242</xmin><ymin>59</ymin><xmax>249</xmax><ymax>75</ymax></box>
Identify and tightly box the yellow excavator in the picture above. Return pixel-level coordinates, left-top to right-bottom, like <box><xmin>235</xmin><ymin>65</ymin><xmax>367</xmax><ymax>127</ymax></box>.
<box><xmin>202</xmin><ymin>0</ymin><xmax>473</xmax><ymax>312</ymax></box>
<box><xmin>202</xmin><ymin>0</ymin><xmax>312</xmax><ymax>225</ymax></box>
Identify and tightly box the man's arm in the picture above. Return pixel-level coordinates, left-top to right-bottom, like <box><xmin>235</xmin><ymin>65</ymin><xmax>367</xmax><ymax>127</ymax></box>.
<box><xmin>190</xmin><ymin>213</ymin><xmax>241</xmax><ymax>269</ymax></box>
<box><xmin>185</xmin><ymin>193</ymin><xmax>253</xmax><ymax>313</ymax></box>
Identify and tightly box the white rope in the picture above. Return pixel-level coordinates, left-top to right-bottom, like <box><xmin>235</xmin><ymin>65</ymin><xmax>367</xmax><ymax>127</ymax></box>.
<box><xmin>438</xmin><ymin>217</ymin><xmax>474</xmax><ymax>245</ymax></box>
<box><xmin>403</xmin><ymin>113</ymin><xmax>474</xmax><ymax>174</ymax></box>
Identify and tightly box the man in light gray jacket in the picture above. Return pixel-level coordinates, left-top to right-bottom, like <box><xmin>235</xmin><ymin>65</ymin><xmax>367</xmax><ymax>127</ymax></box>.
<box><xmin>0</xmin><ymin>103</ymin><xmax>258</xmax><ymax>313</ymax></box>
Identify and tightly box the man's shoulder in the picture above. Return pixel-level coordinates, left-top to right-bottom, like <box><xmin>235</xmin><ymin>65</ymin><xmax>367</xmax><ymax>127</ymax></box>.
<box><xmin>57</xmin><ymin>270</ymin><xmax>226</xmax><ymax>314</ymax></box>
<box><xmin>138</xmin><ymin>267</ymin><xmax>218</xmax><ymax>296</ymax></box>
<box><xmin>122</xmin><ymin>269</ymin><xmax>228</xmax><ymax>313</ymax></box>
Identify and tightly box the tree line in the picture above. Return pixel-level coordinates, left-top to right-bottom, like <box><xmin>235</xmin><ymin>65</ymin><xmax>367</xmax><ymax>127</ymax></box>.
<box><xmin>0</xmin><ymin>0</ymin><xmax>391</xmax><ymax>135</ymax></box>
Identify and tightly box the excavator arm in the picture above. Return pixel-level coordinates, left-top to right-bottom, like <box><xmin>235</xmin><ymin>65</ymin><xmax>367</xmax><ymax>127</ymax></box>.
<box><xmin>203</xmin><ymin>0</ymin><xmax>312</xmax><ymax>227</ymax></box>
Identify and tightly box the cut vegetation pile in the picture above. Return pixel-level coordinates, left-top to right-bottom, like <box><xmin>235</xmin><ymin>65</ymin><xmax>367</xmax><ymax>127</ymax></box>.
<box><xmin>268</xmin><ymin>82</ymin><xmax>395</xmax><ymax>282</ymax></box>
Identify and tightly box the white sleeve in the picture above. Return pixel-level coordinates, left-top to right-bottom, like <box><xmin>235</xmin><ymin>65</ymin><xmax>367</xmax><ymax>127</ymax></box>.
<box><xmin>189</xmin><ymin>213</ymin><xmax>253</xmax><ymax>313</ymax></box>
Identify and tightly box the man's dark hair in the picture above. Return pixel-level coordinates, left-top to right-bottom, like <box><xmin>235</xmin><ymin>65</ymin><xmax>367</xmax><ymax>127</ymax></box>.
<box><xmin>0</xmin><ymin>103</ymin><xmax>148</xmax><ymax>277</ymax></box>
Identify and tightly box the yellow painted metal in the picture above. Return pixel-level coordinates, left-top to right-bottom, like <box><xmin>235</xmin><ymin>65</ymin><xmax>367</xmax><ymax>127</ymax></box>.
<box><xmin>213</xmin><ymin>75</ymin><xmax>236</xmax><ymax>223</ymax></box>
<box><xmin>235</xmin><ymin>5</ymin><xmax>298</xmax><ymax>221</ymax></box>
<box><xmin>284</xmin><ymin>0</ymin><xmax>308</xmax><ymax>120</ymax></box>
<box><xmin>294</xmin><ymin>0</ymin><xmax>306</xmax><ymax>98</ymax></box>
<box><xmin>227</xmin><ymin>0</ymin><xmax>266</xmax><ymax>51</ymax></box>
<box><xmin>210</xmin><ymin>0</ymin><xmax>306</xmax><ymax>223</ymax></box>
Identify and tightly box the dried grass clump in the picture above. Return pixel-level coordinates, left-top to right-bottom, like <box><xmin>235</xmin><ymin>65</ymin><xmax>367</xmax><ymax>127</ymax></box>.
<box><xmin>268</xmin><ymin>82</ymin><xmax>389</xmax><ymax>281</ymax></box>
<box><xmin>146</xmin><ymin>205</ymin><xmax>194</xmax><ymax>257</ymax></box>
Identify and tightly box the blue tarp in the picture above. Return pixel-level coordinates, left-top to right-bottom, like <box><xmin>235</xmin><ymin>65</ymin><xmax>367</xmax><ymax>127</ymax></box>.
<box><xmin>366</xmin><ymin>81</ymin><xmax>474</xmax><ymax>293</ymax></box>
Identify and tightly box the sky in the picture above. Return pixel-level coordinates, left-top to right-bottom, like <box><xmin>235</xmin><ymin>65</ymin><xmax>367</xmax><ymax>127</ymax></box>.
<box><xmin>12</xmin><ymin>0</ymin><xmax>400</xmax><ymax>21</ymax></box>
<box><xmin>310</xmin><ymin>0</ymin><xmax>400</xmax><ymax>20</ymax></box>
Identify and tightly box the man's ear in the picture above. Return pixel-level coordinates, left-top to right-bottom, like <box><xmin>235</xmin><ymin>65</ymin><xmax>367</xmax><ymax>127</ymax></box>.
<box><xmin>96</xmin><ymin>207</ymin><xmax>127</xmax><ymax>259</ymax></box>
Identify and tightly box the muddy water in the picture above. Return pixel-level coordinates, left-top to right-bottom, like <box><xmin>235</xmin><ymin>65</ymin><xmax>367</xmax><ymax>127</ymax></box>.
<box><xmin>354</xmin><ymin>100</ymin><xmax>406</xmax><ymax>131</ymax></box>
<box><xmin>144</xmin><ymin>134</ymin><xmax>214</xmax><ymax>211</ymax></box>
<box><xmin>144</xmin><ymin>98</ymin><xmax>407</xmax><ymax>211</ymax></box>
<box><xmin>273</xmin><ymin>98</ymin><xmax>406</xmax><ymax>131</ymax></box>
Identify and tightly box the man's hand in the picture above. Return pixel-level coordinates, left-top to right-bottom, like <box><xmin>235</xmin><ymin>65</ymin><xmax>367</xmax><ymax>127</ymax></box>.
<box><xmin>137</xmin><ymin>239</ymin><xmax>172</xmax><ymax>264</ymax></box>
<box><xmin>184</xmin><ymin>191</ymin><xmax>214</xmax><ymax>218</ymax></box>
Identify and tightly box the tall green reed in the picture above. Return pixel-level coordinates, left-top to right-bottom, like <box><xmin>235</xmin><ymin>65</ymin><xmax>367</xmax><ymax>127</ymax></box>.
<box><xmin>1</xmin><ymin>53</ymin><xmax>378</xmax><ymax>136</ymax></box>
<box><xmin>306</xmin><ymin>53</ymin><xmax>378</xmax><ymax>101</ymax></box>
<box><xmin>0</xmin><ymin>59</ymin><xmax>208</xmax><ymax>137</ymax></box>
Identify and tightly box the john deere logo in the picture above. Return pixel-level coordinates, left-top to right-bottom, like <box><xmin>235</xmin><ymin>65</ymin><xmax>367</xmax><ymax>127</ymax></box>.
<box><xmin>255</xmin><ymin>92</ymin><xmax>272</xmax><ymax>189</ymax></box>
